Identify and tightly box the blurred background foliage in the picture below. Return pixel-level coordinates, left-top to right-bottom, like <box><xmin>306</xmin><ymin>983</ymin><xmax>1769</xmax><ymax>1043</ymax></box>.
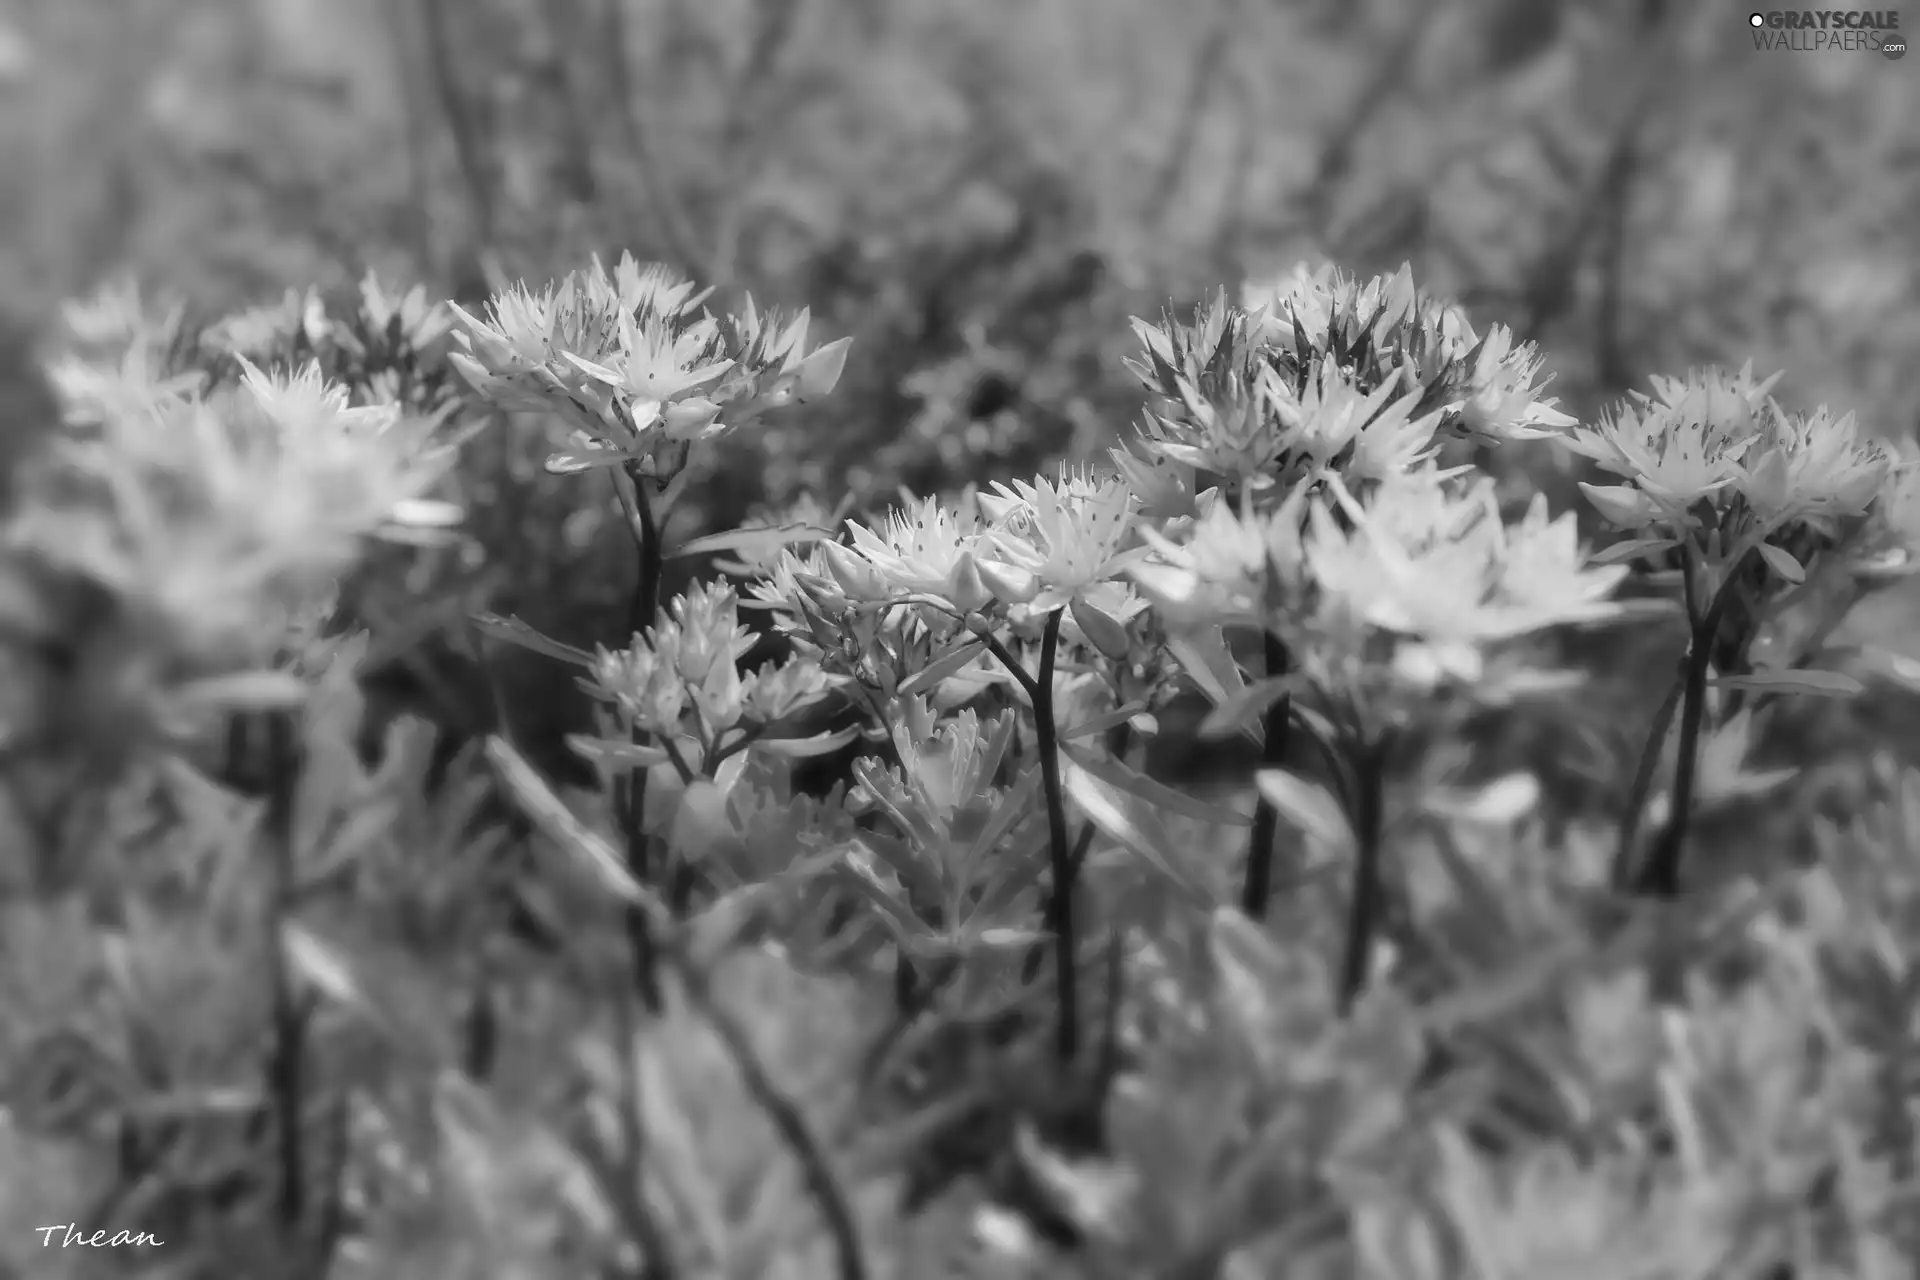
<box><xmin>3</xmin><ymin>0</ymin><xmax>1919</xmax><ymax>781</ymax></box>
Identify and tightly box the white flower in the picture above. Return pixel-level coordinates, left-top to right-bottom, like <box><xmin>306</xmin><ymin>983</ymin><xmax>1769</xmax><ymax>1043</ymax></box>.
<box><xmin>1448</xmin><ymin>323</ymin><xmax>1577</xmax><ymax>442</ymax></box>
<box><xmin>1130</xmin><ymin>490</ymin><xmax>1305</xmax><ymax>629</ymax></box>
<box><xmin>976</xmin><ymin>469</ymin><xmax>1149</xmax><ymax>613</ymax></box>
<box><xmin>1563</xmin><ymin>395</ymin><xmax>1750</xmax><ymax>515</ymax></box>
<box><xmin>843</xmin><ymin>495</ymin><xmax>989</xmax><ymax>603</ymax></box>
<box><xmin>1305</xmin><ymin>474</ymin><xmax>1624</xmax><ymax>652</ymax></box>
<box><xmin>1739</xmin><ymin>405</ymin><xmax>1889</xmax><ymax>528</ymax></box>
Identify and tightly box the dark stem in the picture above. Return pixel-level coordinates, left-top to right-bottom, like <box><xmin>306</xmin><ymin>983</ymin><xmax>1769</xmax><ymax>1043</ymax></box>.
<box><xmin>262</xmin><ymin>709</ymin><xmax>308</xmax><ymax>1232</ymax></box>
<box><xmin>1241</xmin><ymin>631</ymin><xmax>1293</xmax><ymax>919</ymax></box>
<box><xmin>1335</xmin><ymin>735</ymin><xmax>1389</xmax><ymax>1016</ymax></box>
<box><xmin>618</xmin><ymin>461</ymin><xmax>666</xmax><ymax>1006</ymax></box>
<box><xmin>1032</xmin><ymin>609</ymin><xmax>1080</xmax><ymax>1064</ymax></box>
<box><xmin>1610</xmin><ymin>659</ymin><xmax>1686</xmax><ymax>890</ymax></box>
<box><xmin>1631</xmin><ymin>551</ymin><xmax>1746</xmax><ymax>899</ymax></box>
<box><xmin>461</xmin><ymin>980</ymin><xmax>497</xmax><ymax>1079</ymax></box>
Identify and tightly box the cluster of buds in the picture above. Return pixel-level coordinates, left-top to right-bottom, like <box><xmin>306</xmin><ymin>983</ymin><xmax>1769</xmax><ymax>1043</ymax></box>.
<box><xmin>580</xmin><ymin>582</ymin><xmax>846</xmax><ymax>761</ymax></box>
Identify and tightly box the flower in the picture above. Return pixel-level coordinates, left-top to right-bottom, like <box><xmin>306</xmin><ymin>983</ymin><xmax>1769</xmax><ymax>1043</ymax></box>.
<box><xmin>842</xmin><ymin>494</ymin><xmax>990</xmax><ymax>603</ymax></box>
<box><xmin>1279</xmin><ymin>363</ymin><xmax>1444</xmax><ymax>483</ymax></box>
<box><xmin>1129</xmin><ymin>295</ymin><xmax>1294</xmax><ymax>484</ymax></box>
<box><xmin>1242</xmin><ymin>261</ymin><xmax>1419</xmax><ymax>359</ymax></box>
<box><xmin>1563</xmin><ymin>393</ymin><xmax>1752</xmax><ymax>518</ymax></box>
<box><xmin>355</xmin><ymin>272</ymin><xmax>454</xmax><ymax>351</ymax></box>
<box><xmin>1738</xmin><ymin>404</ymin><xmax>1889</xmax><ymax>530</ymax></box>
<box><xmin>10</xmin><ymin>358</ymin><xmax>453</xmax><ymax>680</ymax></box>
<box><xmin>561</xmin><ymin>307</ymin><xmax>732</xmax><ymax>422</ymax></box>
<box><xmin>1447</xmin><ymin>322</ymin><xmax>1577</xmax><ymax>442</ymax></box>
<box><xmin>1304</xmin><ymin>474</ymin><xmax>1625</xmax><ymax>652</ymax></box>
<box><xmin>1130</xmin><ymin>490</ymin><xmax>1306</xmax><ymax>630</ymax></box>
<box><xmin>450</xmin><ymin>255</ymin><xmax>849</xmax><ymax>463</ymax></box>
<box><xmin>976</xmin><ymin>469</ymin><xmax>1149</xmax><ymax>614</ymax></box>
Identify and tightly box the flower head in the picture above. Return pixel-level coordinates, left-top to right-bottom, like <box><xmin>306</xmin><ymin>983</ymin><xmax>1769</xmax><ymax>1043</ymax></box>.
<box><xmin>977</xmin><ymin>468</ymin><xmax>1148</xmax><ymax>613</ymax></box>
<box><xmin>843</xmin><ymin>494</ymin><xmax>989</xmax><ymax>603</ymax></box>
<box><xmin>1738</xmin><ymin>404</ymin><xmax>1890</xmax><ymax>530</ymax></box>
<box><xmin>1130</xmin><ymin>489</ymin><xmax>1307</xmax><ymax>630</ymax></box>
<box><xmin>1447</xmin><ymin>322</ymin><xmax>1577</xmax><ymax>442</ymax></box>
<box><xmin>1304</xmin><ymin>474</ymin><xmax>1625</xmax><ymax>655</ymax></box>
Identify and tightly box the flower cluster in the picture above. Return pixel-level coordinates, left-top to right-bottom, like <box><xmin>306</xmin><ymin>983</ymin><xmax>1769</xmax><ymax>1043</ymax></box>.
<box><xmin>1566</xmin><ymin>363</ymin><xmax>1886</xmax><ymax>540</ymax></box>
<box><xmin>582</xmin><ymin>582</ymin><xmax>843</xmax><ymax>751</ymax></box>
<box><xmin>0</xmin><ymin>351</ymin><xmax>457</xmax><ymax>762</ymax></box>
<box><xmin>449</xmin><ymin>254</ymin><xmax>849</xmax><ymax>475</ymax></box>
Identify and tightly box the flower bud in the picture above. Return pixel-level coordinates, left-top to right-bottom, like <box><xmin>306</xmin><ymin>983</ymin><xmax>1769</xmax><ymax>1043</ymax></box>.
<box><xmin>1578</xmin><ymin>482</ymin><xmax>1664</xmax><ymax>529</ymax></box>
<box><xmin>818</xmin><ymin>540</ymin><xmax>888</xmax><ymax>602</ymax></box>
<box><xmin>974</xmin><ymin>558</ymin><xmax>1039</xmax><ymax>605</ymax></box>
<box><xmin>945</xmin><ymin>551</ymin><xmax>993</xmax><ymax>614</ymax></box>
<box><xmin>1071</xmin><ymin>596</ymin><xmax>1133</xmax><ymax>660</ymax></box>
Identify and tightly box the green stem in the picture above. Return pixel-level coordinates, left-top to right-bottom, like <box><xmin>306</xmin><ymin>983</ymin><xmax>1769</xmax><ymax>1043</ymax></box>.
<box><xmin>617</xmin><ymin>461</ymin><xmax>666</xmax><ymax>1007</ymax></box>
<box><xmin>262</xmin><ymin>709</ymin><xmax>309</xmax><ymax>1232</ymax></box>
<box><xmin>1241</xmin><ymin>631</ymin><xmax>1292</xmax><ymax>919</ymax></box>
<box><xmin>1631</xmin><ymin>622</ymin><xmax>1715</xmax><ymax>898</ymax></box>
<box><xmin>1610</xmin><ymin>659</ymin><xmax>1686</xmax><ymax>890</ymax></box>
<box><xmin>1335</xmin><ymin>735</ymin><xmax>1388</xmax><ymax>1016</ymax></box>
<box><xmin>1032</xmin><ymin>609</ymin><xmax>1080</xmax><ymax>1063</ymax></box>
<box><xmin>1632</xmin><ymin>549</ymin><xmax>1747</xmax><ymax>899</ymax></box>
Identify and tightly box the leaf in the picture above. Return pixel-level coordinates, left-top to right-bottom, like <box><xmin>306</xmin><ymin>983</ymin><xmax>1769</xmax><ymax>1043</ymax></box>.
<box><xmin>485</xmin><ymin>737</ymin><xmax>650</xmax><ymax>909</ymax></box>
<box><xmin>388</xmin><ymin>497</ymin><xmax>465</xmax><ymax>528</ymax></box>
<box><xmin>668</xmin><ymin>780</ymin><xmax>739</xmax><ymax>866</ymax></box>
<box><xmin>544</xmin><ymin>448</ymin><xmax>629</xmax><ymax>475</ymax></box>
<box><xmin>1255</xmin><ymin>769</ymin><xmax>1354</xmax><ymax>855</ymax></box>
<box><xmin>566</xmin><ymin>734</ymin><xmax>670</xmax><ymax>770</ymax></box>
<box><xmin>1061</xmin><ymin>757</ymin><xmax>1211</xmax><ymax>905</ymax></box>
<box><xmin>1060</xmin><ymin>700</ymin><xmax>1150</xmax><ymax>742</ymax></box>
<box><xmin>896</xmin><ymin>637</ymin><xmax>988</xmax><ymax>697</ymax></box>
<box><xmin>975</xmin><ymin>927</ymin><xmax>1048</xmax><ymax>949</ymax></box>
<box><xmin>170</xmin><ymin>669</ymin><xmax>310</xmax><ymax>713</ymax></box>
<box><xmin>1070</xmin><ymin>595</ymin><xmax>1133</xmax><ymax>660</ymax></box>
<box><xmin>1166</xmin><ymin>628</ymin><xmax>1246</xmax><ymax>707</ymax></box>
<box><xmin>471</xmin><ymin>613</ymin><xmax>598</xmax><ymax>668</ymax></box>
<box><xmin>1589</xmin><ymin>537</ymin><xmax>1678</xmax><ymax>566</ymax></box>
<box><xmin>1424</xmin><ymin>773</ymin><xmax>1540</xmax><ymax>826</ymax></box>
<box><xmin>1197</xmin><ymin>676</ymin><xmax>1291</xmax><ymax>740</ymax></box>
<box><xmin>1756</xmin><ymin>541</ymin><xmax>1806</xmax><ymax>584</ymax></box>
<box><xmin>1579</xmin><ymin>483</ymin><xmax>1663</xmax><ymax>528</ymax></box>
<box><xmin>673</xmin><ymin>522</ymin><xmax>836</xmax><ymax>561</ymax></box>
<box><xmin>754</xmin><ymin>724</ymin><xmax>864</xmax><ymax>758</ymax></box>
<box><xmin>794</xmin><ymin>337</ymin><xmax>852</xmax><ymax>401</ymax></box>
<box><xmin>284</xmin><ymin>921</ymin><xmax>454</xmax><ymax>1065</ymax></box>
<box><xmin>1063</xmin><ymin>742</ymin><xmax>1251</xmax><ymax>827</ymax></box>
<box><xmin>1709</xmin><ymin>668</ymin><xmax>1863</xmax><ymax>698</ymax></box>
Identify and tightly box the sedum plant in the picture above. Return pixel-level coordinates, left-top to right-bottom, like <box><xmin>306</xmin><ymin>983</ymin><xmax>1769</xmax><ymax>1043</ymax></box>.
<box><xmin>5</xmin><ymin>253</ymin><xmax>1920</xmax><ymax>1279</ymax></box>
